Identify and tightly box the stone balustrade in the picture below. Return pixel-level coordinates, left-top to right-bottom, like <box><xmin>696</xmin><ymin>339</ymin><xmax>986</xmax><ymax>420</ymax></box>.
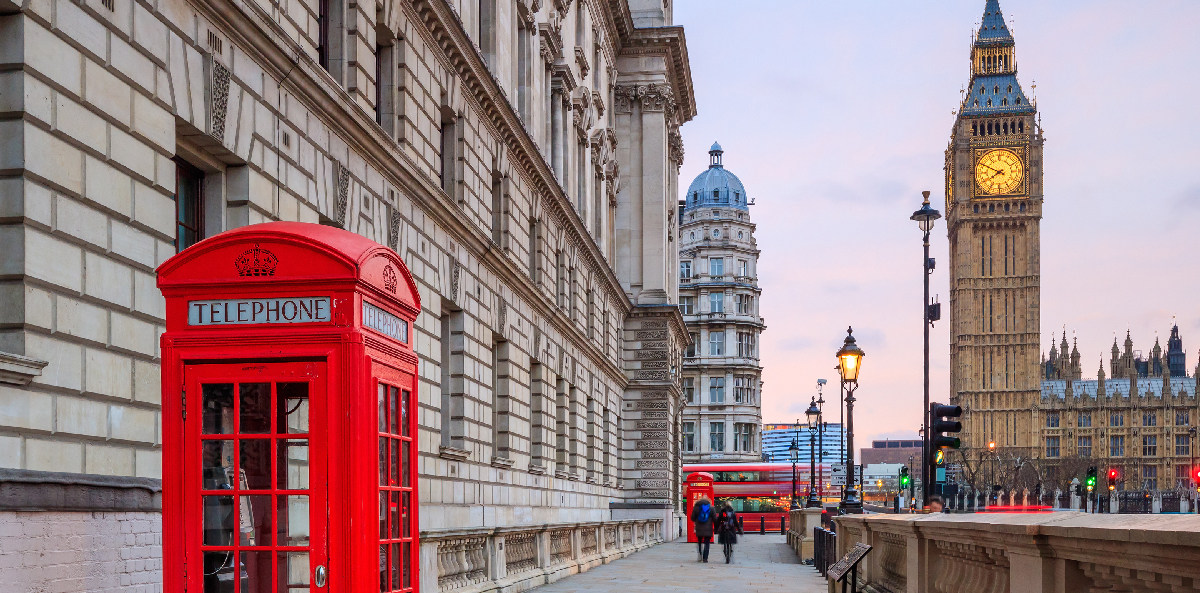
<box><xmin>420</xmin><ymin>519</ymin><xmax>663</xmax><ymax>593</ymax></box>
<box><xmin>785</xmin><ymin>507</ymin><xmax>824</xmax><ymax>561</ymax></box>
<box><xmin>831</xmin><ymin>512</ymin><xmax>1200</xmax><ymax>592</ymax></box>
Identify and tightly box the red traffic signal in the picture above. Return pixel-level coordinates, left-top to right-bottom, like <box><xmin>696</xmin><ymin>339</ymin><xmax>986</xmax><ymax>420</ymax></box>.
<box><xmin>1108</xmin><ymin>469</ymin><xmax>1118</xmax><ymax>479</ymax></box>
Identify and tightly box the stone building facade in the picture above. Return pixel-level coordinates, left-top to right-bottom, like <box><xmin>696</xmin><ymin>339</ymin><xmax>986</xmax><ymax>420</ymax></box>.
<box><xmin>0</xmin><ymin>0</ymin><xmax>696</xmax><ymax>589</ymax></box>
<box><xmin>945</xmin><ymin>0</ymin><xmax>1044</xmax><ymax>457</ymax></box>
<box><xmin>1038</xmin><ymin>327</ymin><xmax>1200</xmax><ymax>490</ymax></box>
<box><xmin>677</xmin><ymin>143</ymin><xmax>763</xmax><ymax>463</ymax></box>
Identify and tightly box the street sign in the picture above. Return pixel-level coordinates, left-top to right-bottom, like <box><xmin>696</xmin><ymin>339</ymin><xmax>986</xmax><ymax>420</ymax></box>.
<box><xmin>830</xmin><ymin>463</ymin><xmax>853</xmax><ymax>486</ymax></box>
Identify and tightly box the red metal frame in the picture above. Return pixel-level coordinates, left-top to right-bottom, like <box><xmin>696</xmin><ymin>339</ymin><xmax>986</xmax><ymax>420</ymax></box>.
<box><xmin>684</xmin><ymin>472</ymin><xmax>715</xmax><ymax>543</ymax></box>
<box><xmin>159</xmin><ymin>222</ymin><xmax>421</xmax><ymax>593</ymax></box>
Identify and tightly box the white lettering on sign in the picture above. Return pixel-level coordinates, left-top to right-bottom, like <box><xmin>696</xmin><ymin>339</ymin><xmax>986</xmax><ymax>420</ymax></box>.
<box><xmin>363</xmin><ymin>301</ymin><xmax>408</xmax><ymax>343</ymax></box>
<box><xmin>188</xmin><ymin>297</ymin><xmax>331</xmax><ymax>326</ymax></box>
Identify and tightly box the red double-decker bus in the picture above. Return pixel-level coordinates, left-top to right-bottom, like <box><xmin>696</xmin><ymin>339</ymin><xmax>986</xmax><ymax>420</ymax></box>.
<box><xmin>683</xmin><ymin>462</ymin><xmax>834</xmax><ymax>530</ymax></box>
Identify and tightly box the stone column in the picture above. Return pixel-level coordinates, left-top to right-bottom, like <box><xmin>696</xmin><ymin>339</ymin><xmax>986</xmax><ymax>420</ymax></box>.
<box><xmin>634</xmin><ymin>85</ymin><xmax>671</xmax><ymax>305</ymax></box>
<box><xmin>551</xmin><ymin>89</ymin><xmax>564</xmax><ymax>180</ymax></box>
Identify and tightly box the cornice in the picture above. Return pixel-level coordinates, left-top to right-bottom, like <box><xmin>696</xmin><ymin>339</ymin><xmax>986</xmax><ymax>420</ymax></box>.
<box><xmin>409</xmin><ymin>0</ymin><xmax>629</xmax><ymax>317</ymax></box>
<box><xmin>191</xmin><ymin>0</ymin><xmax>628</xmax><ymax>384</ymax></box>
<box><xmin>619</xmin><ymin>26</ymin><xmax>696</xmax><ymax>123</ymax></box>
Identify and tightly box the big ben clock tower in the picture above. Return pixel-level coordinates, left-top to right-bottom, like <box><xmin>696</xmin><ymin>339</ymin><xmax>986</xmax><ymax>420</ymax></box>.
<box><xmin>946</xmin><ymin>0</ymin><xmax>1043</xmax><ymax>456</ymax></box>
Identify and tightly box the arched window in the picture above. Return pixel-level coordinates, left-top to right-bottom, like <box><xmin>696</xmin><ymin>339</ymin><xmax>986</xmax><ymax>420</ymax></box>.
<box><xmin>1018</xmin><ymin>120</ymin><xmax>1024</xmax><ymax>132</ymax></box>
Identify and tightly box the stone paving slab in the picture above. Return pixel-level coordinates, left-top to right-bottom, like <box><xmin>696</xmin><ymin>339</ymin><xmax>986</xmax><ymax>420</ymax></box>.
<box><xmin>529</xmin><ymin>535</ymin><xmax>829</xmax><ymax>593</ymax></box>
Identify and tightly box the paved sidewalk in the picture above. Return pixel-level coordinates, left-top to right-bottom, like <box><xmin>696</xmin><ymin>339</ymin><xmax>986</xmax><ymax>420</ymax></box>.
<box><xmin>530</xmin><ymin>535</ymin><xmax>829</xmax><ymax>593</ymax></box>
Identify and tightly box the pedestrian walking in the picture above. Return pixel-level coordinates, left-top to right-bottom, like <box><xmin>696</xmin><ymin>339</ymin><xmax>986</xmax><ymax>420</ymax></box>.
<box><xmin>690</xmin><ymin>496</ymin><xmax>715</xmax><ymax>562</ymax></box>
<box><xmin>715</xmin><ymin>504</ymin><xmax>743</xmax><ymax>563</ymax></box>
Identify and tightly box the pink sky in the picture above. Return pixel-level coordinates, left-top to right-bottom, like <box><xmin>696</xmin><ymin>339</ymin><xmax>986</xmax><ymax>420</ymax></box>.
<box><xmin>673</xmin><ymin>0</ymin><xmax>1200</xmax><ymax>444</ymax></box>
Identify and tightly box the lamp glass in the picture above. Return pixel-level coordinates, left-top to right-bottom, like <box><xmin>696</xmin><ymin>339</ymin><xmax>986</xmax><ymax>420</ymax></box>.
<box><xmin>838</xmin><ymin>351</ymin><xmax>862</xmax><ymax>382</ymax></box>
<box><xmin>805</xmin><ymin>400</ymin><xmax>820</xmax><ymax>425</ymax></box>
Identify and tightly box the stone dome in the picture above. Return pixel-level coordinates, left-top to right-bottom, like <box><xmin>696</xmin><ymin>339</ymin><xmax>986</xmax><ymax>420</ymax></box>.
<box><xmin>683</xmin><ymin>142</ymin><xmax>749</xmax><ymax>212</ymax></box>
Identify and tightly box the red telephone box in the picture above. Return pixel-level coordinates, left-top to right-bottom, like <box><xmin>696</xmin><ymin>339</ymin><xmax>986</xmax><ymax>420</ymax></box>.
<box><xmin>684</xmin><ymin>472</ymin><xmax>716</xmax><ymax>543</ymax></box>
<box><xmin>158</xmin><ymin>222</ymin><xmax>421</xmax><ymax>593</ymax></box>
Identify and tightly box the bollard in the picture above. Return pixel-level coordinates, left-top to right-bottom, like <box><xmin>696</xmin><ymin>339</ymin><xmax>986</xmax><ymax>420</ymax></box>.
<box><xmin>780</xmin><ymin>516</ymin><xmax>786</xmax><ymax>534</ymax></box>
<box><xmin>759</xmin><ymin>516</ymin><xmax>765</xmax><ymax>534</ymax></box>
<box><xmin>738</xmin><ymin>516</ymin><xmax>744</xmax><ymax>532</ymax></box>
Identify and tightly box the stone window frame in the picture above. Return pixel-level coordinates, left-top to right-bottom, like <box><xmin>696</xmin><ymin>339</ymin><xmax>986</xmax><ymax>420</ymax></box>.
<box><xmin>1045</xmin><ymin>436</ymin><xmax>1060</xmax><ymax>458</ymax></box>
<box><xmin>709</xmin><ymin>422</ymin><xmax>725</xmax><ymax>452</ymax></box>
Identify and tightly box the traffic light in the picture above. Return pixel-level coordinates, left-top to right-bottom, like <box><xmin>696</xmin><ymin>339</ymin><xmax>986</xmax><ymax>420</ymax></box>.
<box><xmin>930</xmin><ymin>403</ymin><xmax>963</xmax><ymax>449</ymax></box>
<box><xmin>1086</xmin><ymin>467</ymin><xmax>1096</xmax><ymax>493</ymax></box>
<box><xmin>1107</xmin><ymin>468</ymin><xmax>1118</xmax><ymax>491</ymax></box>
<box><xmin>900</xmin><ymin>466</ymin><xmax>911</xmax><ymax>488</ymax></box>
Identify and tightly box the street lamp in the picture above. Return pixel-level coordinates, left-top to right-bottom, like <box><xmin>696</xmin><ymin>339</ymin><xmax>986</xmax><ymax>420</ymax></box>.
<box><xmin>788</xmin><ymin>436</ymin><xmax>801</xmax><ymax>510</ymax></box>
<box><xmin>1189</xmin><ymin>427</ymin><xmax>1197</xmax><ymax>512</ymax></box>
<box><xmin>837</xmin><ymin>327</ymin><xmax>865</xmax><ymax>514</ymax></box>
<box><xmin>805</xmin><ymin>397</ymin><xmax>822</xmax><ymax>508</ymax></box>
<box><xmin>988</xmin><ymin>440</ymin><xmax>997</xmax><ymax>504</ymax></box>
<box><xmin>910</xmin><ymin>190</ymin><xmax>941</xmax><ymax>505</ymax></box>
<box><xmin>815</xmin><ymin>379</ymin><xmax>827</xmax><ymax>506</ymax></box>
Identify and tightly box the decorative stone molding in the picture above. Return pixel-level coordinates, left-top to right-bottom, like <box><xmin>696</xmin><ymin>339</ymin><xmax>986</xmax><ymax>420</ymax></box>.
<box><xmin>334</xmin><ymin>162</ymin><xmax>350</xmax><ymax>227</ymax></box>
<box><xmin>539</xmin><ymin>11</ymin><xmax>564</xmax><ymax>62</ymax></box>
<box><xmin>668</xmin><ymin>128</ymin><xmax>684</xmax><ymax>169</ymax></box>
<box><xmin>206</xmin><ymin>57</ymin><xmax>231</xmax><ymax>142</ymax></box>
<box><xmin>574</xmin><ymin>46</ymin><xmax>590</xmax><ymax>79</ymax></box>
<box><xmin>0</xmin><ymin>351</ymin><xmax>48</xmax><ymax>385</ymax></box>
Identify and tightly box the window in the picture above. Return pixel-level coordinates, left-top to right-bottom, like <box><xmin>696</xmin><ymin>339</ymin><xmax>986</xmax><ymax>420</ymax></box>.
<box><xmin>1143</xmin><ymin>412</ymin><xmax>1157</xmax><ymax>427</ymax></box>
<box><xmin>710</xmin><ymin>422</ymin><xmax>725</xmax><ymax>452</ymax></box>
<box><xmin>1077</xmin><ymin>436</ymin><xmax>1091</xmax><ymax>458</ymax></box>
<box><xmin>477</xmin><ymin>0</ymin><xmax>495</xmax><ymax>65</ymax></box>
<box><xmin>1110</xmin><ymin>413</ymin><xmax>1124</xmax><ymax>427</ymax></box>
<box><xmin>733</xmin><ymin>376</ymin><xmax>745</xmax><ymax>403</ymax></box>
<box><xmin>682</xmin><ymin>422</ymin><xmax>695</xmax><ymax>452</ymax></box>
<box><xmin>174</xmin><ymin>159</ymin><xmax>204</xmax><ymax>252</ymax></box>
<box><xmin>708</xmin><ymin>331</ymin><xmax>724</xmax><ymax>356</ymax></box>
<box><xmin>709</xmin><ymin>258</ymin><xmax>724</xmax><ymax>277</ymax></box>
<box><xmin>1110</xmin><ymin>435</ymin><xmax>1125</xmax><ymax>457</ymax></box>
<box><xmin>685</xmin><ymin>332</ymin><xmax>698</xmax><ymax>358</ymax></box>
<box><xmin>737</xmin><ymin>260</ymin><xmax>749</xmax><ymax>277</ymax></box>
<box><xmin>679</xmin><ymin>297</ymin><xmax>694</xmax><ymax>315</ymax></box>
<box><xmin>1142</xmin><ymin>465</ymin><xmax>1157</xmax><ymax>490</ymax></box>
<box><xmin>682</xmin><ymin>378</ymin><xmax>694</xmax><ymax>404</ymax></box>
<box><xmin>735</xmin><ymin>294</ymin><xmax>751</xmax><ymax>315</ymax></box>
<box><xmin>736</xmin><ymin>332</ymin><xmax>755</xmax><ymax>358</ymax></box>
<box><xmin>680</xmin><ymin>261</ymin><xmax>692</xmax><ymax>279</ymax></box>
<box><xmin>1176</xmin><ymin>411</ymin><xmax>1189</xmax><ymax>426</ymax></box>
<box><xmin>1176</xmin><ymin>434</ymin><xmax>1190</xmax><ymax>456</ymax></box>
<box><xmin>709</xmin><ymin>377</ymin><xmax>724</xmax><ymax>403</ymax></box>
<box><xmin>1045</xmin><ymin>412</ymin><xmax>1059</xmax><ymax>428</ymax></box>
<box><xmin>735</xmin><ymin>424</ymin><xmax>753</xmax><ymax>452</ymax></box>
<box><xmin>712</xmin><ymin>228</ymin><xmax>721</xmax><ymax>239</ymax></box>
<box><xmin>1045</xmin><ymin>436</ymin><xmax>1060</xmax><ymax>458</ymax></box>
<box><xmin>1077</xmin><ymin>413</ymin><xmax>1091</xmax><ymax>428</ymax></box>
<box><xmin>1142</xmin><ymin>435</ymin><xmax>1157</xmax><ymax>457</ymax></box>
<box><xmin>439</xmin><ymin>116</ymin><xmax>457</xmax><ymax>193</ymax></box>
<box><xmin>708</xmin><ymin>292</ymin><xmax>723</xmax><ymax>314</ymax></box>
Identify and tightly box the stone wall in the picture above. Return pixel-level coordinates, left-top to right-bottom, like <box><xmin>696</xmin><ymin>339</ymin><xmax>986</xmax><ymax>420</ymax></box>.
<box><xmin>833</xmin><ymin>512</ymin><xmax>1200</xmax><ymax>593</ymax></box>
<box><xmin>0</xmin><ymin>0</ymin><xmax>695</xmax><ymax>587</ymax></box>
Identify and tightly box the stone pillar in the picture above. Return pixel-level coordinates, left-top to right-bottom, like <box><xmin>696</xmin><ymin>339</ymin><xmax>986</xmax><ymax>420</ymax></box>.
<box><xmin>551</xmin><ymin>90</ymin><xmax>564</xmax><ymax>179</ymax></box>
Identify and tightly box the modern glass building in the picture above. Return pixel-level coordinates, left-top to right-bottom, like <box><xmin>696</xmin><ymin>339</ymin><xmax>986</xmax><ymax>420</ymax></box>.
<box><xmin>762</xmin><ymin>422</ymin><xmax>846</xmax><ymax>465</ymax></box>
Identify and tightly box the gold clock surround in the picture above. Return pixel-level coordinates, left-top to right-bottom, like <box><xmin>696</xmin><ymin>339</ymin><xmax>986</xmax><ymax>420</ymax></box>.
<box><xmin>974</xmin><ymin>148</ymin><xmax>1025</xmax><ymax>196</ymax></box>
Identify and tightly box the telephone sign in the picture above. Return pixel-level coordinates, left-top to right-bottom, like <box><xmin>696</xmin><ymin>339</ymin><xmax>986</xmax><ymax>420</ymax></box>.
<box><xmin>159</xmin><ymin>223</ymin><xmax>422</xmax><ymax>593</ymax></box>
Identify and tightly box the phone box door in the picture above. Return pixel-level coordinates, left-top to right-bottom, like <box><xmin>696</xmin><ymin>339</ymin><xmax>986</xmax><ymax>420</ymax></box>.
<box><xmin>183</xmin><ymin>362</ymin><xmax>327</xmax><ymax>593</ymax></box>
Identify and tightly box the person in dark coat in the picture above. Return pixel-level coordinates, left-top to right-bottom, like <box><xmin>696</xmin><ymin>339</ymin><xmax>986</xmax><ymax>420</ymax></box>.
<box><xmin>690</xmin><ymin>496</ymin><xmax>715</xmax><ymax>562</ymax></box>
<box><xmin>715</xmin><ymin>503</ymin><xmax>743</xmax><ymax>563</ymax></box>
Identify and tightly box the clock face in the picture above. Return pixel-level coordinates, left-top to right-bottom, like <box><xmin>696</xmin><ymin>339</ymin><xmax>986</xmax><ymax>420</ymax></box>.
<box><xmin>975</xmin><ymin>149</ymin><xmax>1024</xmax><ymax>195</ymax></box>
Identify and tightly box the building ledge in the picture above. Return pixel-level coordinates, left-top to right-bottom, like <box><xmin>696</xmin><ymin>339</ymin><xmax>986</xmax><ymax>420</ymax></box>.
<box><xmin>439</xmin><ymin>446</ymin><xmax>471</xmax><ymax>461</ymax></box>
<box><xmin>0</xmin><ymin>351</ymin><xmax>49</xmax><ymax>386</ymax></box>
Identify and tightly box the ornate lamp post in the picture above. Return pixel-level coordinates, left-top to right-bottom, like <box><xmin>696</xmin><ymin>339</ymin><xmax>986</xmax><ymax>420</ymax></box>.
<box><xmin>788</xmin><ymin>436</ymin><xmax>801</xmax><ymax>510</ymax></box>
<box><xmin>805</xmin><ymin>397</ymin><xmax>822</xmax><ymax>507</ymax></box>
<box><xmin>837</xmin><ymin>327</ymin><xmax>865</xmax><ymax>514</ymax></box>
<box><xmin>910</xmin><ymin>191</ymin><xmax>941</xmax><ymax>504</ymax></box>
<box><xmin>816</xmin><ymin>379</ymin><xmax>827</xmax><ymax>505</ymax></box>
<box><xmin>988</xmin><ymin>440</ymin><xmax>997</xmax><ymax>504</ymax></box>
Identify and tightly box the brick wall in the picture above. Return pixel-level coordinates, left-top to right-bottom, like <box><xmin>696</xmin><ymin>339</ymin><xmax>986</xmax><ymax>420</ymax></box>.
<box><xmin>0</xmin><ymin>511</ymin><xmax>162</xmax><ymax>593</ymax></box>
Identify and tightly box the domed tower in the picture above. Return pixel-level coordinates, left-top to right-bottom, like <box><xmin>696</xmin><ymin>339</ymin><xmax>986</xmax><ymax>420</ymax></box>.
<box><xmin>946</xmin><ymin>0</ymin><xmax>1043</xmax><ymax>456</ymax></box>
<box><xmin>677</xmin><ymin>142</ymin><xmax>764</xmax><ymax>463</ymax></box>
